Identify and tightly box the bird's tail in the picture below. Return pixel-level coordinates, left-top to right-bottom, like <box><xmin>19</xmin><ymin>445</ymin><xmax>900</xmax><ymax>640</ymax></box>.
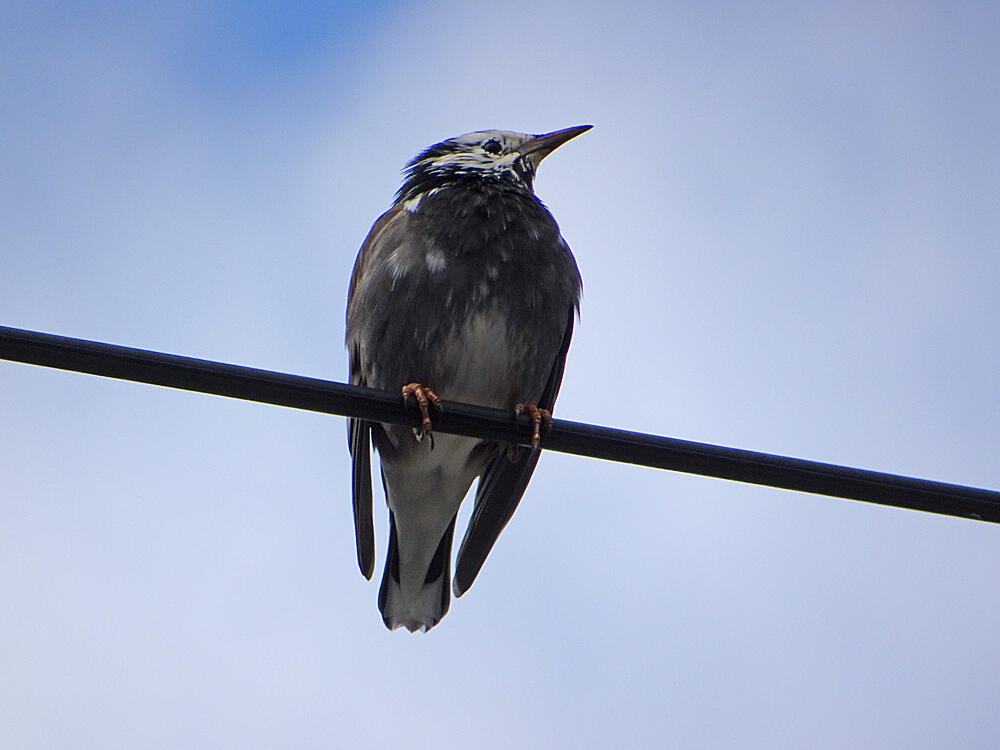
<box><xmin>378</xmin><ymin>512</ymin><xmax>456</xmax><ymax>633</ymax></box>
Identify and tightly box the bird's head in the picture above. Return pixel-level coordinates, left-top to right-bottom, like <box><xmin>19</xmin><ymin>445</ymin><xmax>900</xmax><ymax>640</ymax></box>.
<box><xmin>396</xmin><ymin>125</ymin><xmax>592</xmax><ymax>203</ymax></box>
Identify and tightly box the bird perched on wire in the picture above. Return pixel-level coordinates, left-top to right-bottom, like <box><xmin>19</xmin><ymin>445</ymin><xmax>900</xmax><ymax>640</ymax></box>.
<box><xmin>346</xmin><ymin>125</ymin><xmax>589</xmax><ymax>632</ymax></box>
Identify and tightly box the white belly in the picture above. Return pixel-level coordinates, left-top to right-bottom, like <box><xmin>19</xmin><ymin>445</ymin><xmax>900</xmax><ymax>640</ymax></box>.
<box><xmin>437</xmin><ymin>307</ymin><xmax>527</xmax><ymax>408</ymax></box>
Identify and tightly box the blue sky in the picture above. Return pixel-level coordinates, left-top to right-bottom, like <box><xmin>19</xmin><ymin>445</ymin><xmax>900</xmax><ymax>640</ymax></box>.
<box><xmin>3</xmin><ymin>2</ymin><xmax>999</xmax><ymax>747</ymax></box>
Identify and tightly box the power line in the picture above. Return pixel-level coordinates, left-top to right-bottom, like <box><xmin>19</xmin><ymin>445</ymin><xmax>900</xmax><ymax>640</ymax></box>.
<box><xmin>2</xmin><ymin>324</ymin><xmax>998</xmax><ymax>524</ymax></box>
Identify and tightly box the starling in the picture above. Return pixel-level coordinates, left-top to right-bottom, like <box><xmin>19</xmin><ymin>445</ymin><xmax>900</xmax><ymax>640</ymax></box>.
<box><xmin>346</xmin><ymin>125</ymin><xmax>589</xmax><ymax>631</ymax></box>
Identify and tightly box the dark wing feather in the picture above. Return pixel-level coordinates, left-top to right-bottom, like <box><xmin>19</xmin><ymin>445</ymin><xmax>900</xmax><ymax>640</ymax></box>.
<box><xmin>346</xmin><ymin>211</ymin><xmax>402</xmax><ymax>582</ymax></box>
<box><xmin>347</xmin><ymin>333</ymin><xmax>374</xmax><ymax>579</ymax></box>
<box><xmin>452</xmin><ymin>309</ymin><xmax>575</xmax><ymax>597</ymax></box>
<box><xmin>348</xmin><ymin>413</ymin><xmax>374</xmax><ymax>579</ymax></box>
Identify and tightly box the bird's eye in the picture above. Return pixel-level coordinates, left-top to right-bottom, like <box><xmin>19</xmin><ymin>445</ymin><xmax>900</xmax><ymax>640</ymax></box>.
<box><xmin>482</xmin><ymin>139</ymin><xmax>502</xmax><ymax>155</ymax></box>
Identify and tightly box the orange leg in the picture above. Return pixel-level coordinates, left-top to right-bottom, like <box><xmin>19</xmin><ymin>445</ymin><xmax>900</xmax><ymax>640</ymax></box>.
<box><xmin>515</xmin><ymin>402</ymin><xmax>553</xmax><ymax>449</ymax></box>
<box><xmin>402</xmin><ymin>382</ymin><xmax>443</xmax><ymax>444</ymax></box>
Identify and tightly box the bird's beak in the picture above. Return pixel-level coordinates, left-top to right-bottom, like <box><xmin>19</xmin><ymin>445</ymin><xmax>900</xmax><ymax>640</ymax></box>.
<box><xmin>518</xmin><ymin>125</ymin><xmax>592</xmax><ymax>167</ymax></box>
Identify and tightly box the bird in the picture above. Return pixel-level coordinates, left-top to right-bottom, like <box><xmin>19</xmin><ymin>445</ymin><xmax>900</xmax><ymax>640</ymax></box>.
<box><xmin>346</xmin><ymin>125</ymin><xmax>589</xmax><ymax>632</ymax></box>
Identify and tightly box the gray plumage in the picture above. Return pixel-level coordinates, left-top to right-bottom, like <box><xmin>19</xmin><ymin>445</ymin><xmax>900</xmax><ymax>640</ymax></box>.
<box><xmin>346</xmin><ymin>126</ymin><xmax>588</xmax><ymax>632</ymax></box>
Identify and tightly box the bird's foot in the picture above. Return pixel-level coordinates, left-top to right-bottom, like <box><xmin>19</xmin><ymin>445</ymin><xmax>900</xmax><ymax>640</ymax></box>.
<box><xmin>514</xmin><ymin>402</ymin><xmax>552</xmax><ymax>450</ymax></box>
<box><xmin>402</xmin><ymin>382</ymin><xmax>443</xmax><ymax>446</ymax></box>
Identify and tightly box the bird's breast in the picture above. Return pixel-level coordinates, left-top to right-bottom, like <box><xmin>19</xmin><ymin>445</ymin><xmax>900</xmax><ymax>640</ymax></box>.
<box><xmin>353</xmin><ymin>184</ymin><xmax>578</xmax><ymax>406</ymax></box>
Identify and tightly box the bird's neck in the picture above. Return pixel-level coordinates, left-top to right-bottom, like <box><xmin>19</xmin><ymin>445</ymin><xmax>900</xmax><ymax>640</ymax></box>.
<box><xmin>396</xmin><ymin>168</ymin><xmax>534</xmax><ymax>206</ymax></box>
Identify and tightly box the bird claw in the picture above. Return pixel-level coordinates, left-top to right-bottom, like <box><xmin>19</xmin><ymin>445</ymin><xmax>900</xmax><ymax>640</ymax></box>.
<box><xmin>514</xmin><ymin>402</ymin><xmax>552</xmax><ymax>451</ymax></box>
<box><xmin>402</xmin><ymin>382</ymin><xmax>443</xmax><ymax>447</ymax></box>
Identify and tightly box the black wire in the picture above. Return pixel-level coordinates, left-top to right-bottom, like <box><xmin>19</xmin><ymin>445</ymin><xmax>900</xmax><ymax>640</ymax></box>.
<box><xmin>2</xmin><ymin>324</ymin><xmax>998</xmax><ymax>524</ymax></box>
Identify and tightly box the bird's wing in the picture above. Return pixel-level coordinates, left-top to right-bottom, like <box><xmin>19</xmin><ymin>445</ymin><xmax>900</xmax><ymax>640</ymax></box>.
<box><xmin>346</xmin><ymin>208</ymin><xmax>406</xmax><ymax>581</ymax></box>
<box><xmin>348</xmin><ymin>352</ymin><xmax>375</xmax><ymax>580</ymax></box>
<box><xmin>452</xmin><ymin>308</ymin><xmax>576</xmax><ymax>597</ymax></box>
